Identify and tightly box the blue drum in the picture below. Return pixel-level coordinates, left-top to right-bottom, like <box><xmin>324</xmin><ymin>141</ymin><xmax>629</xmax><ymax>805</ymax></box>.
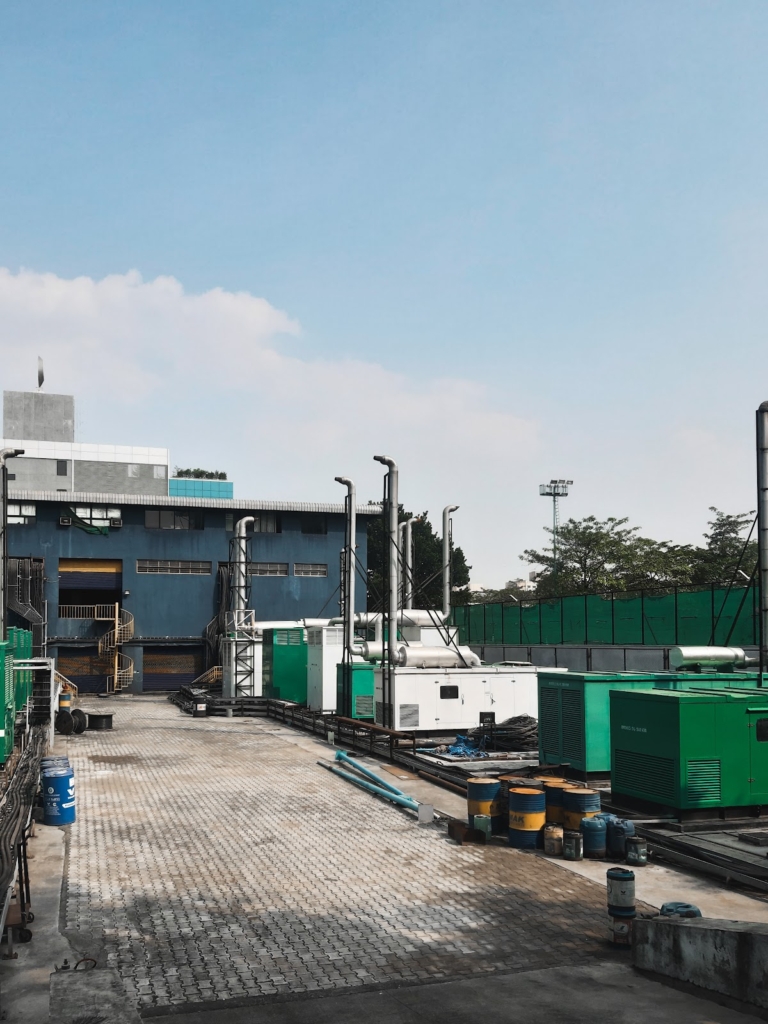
<box><xmin>42</xmin><ymin>767</ymin><xmax>76</xmax><ymax>826</ymax></box>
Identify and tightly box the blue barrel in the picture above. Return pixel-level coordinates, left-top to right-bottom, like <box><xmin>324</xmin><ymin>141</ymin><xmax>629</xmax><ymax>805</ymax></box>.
<box><xmin>607</xmin><ymin>818</ymin><xmax>636</xmax><ymax>859</ymax></box>
<box><xmin>41</xmin><ymin>757</ymin><xmax>70</xmax><ymax>778</ymax></box>
<box><xmin>660</xmin><ymin>902</ymin><xmax>701</xmax><ymax>918</ymax></box>
<box><xmin>580</xmin><ymin>816</ymin><xmax>607</xmax><ymax>858</ymax></box>
<box><xmin>467</xmin><ymin>778</ymin><xmax>504</xmax><ymax>834</ymax></box>
<box><xmin>562</xmin><ymin>788</ymin><xmax>601</xmax><ymax>831</ymax></box>
<box><xmin>508</xmin><ymin>787</ymin><xmax>546</xmax><ymax>849</ymax></box>
<box><xmin>606</xmin><ymin>867</ymin><xmax>635</xmax><ymax>918</ymax></box>
<box><xmin>42</xmin><ymin>768</ymin><xmax>76</xmax><ymax>826</ymax></box>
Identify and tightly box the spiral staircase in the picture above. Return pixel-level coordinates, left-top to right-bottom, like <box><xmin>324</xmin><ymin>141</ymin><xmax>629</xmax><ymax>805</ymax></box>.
<box><xmin>97</xmin><ymin>605</ymin><xmax>135</xmax><ymax>693</ymax></box>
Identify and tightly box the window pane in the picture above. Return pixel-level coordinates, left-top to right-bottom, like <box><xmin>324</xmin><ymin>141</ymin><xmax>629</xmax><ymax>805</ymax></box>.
<box><xmin>92</xmin><ymin>508</ymin><xmax>106</xmax><ymax>518</ymax></box>
<box><xmin>160</xmin><ymin>511</ymin><xmax>175</xmax><ymax>529</ymax></box>
<box><xmin>174</xmin><ymin>513</ymin><xmax>190</xmax><ymax>530</ymax></box>
<box><xmin>56</xmin><ymin>460</ymin><xmax>68</xmax><ymax>476</ymax></box>
<box><xmin>153</xmin><ymin>465</ymin><xmax>167</xmax><ymax>479</ymax></box>
<box><xmin>301</xmin><ymin>514</ymin><xmax>327</xmax><ymax>535</ymax></box>
<box><xmin>145</xmin><ymin>510</ymin><xmax>160</xmax><ymax>529</ymax></box>
<box><xmin>440</xmin><ymin>685</ymin><xmax>459</xmax><ymax>700</ymax></box>
<box><xmin>127</xmin><ymin>464</ymin><xmax>140</xmax><ymax>478</ymax></box>
<box><xmin>21</xmin><ymin>505</ymin><xmax>36</xmax><ymax>516</ymax></box>
<box><xmin>225</xmin><ymin>514</ymin><xmax>234</xmax><ymax>532</ymax></box>
<box><xmin>294</xmin><ymin>563</ymin><xmax>328</xmax><ymax>577</ymax></box>
<box><xmin>7</xmin><ymin>505</ymin><xmax>18</xmax><ymax>515</ymax></box>
<box><xmin>107</xmin><ymin>508</ymin><xmax>121</xmax><ymax>518</ymax></box>
<box><xmin>757</xmin><ymin>719</ymin><xmax>768</xmax><ymax>742</ymax></box>
<box><xmin>75</xmin><ymin>508</ymin><xmax>90</xmax><ymax>518</ymax></box>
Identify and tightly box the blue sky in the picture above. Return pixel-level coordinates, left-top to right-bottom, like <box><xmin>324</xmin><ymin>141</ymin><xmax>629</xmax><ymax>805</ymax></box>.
<box><xmin>1</xmin><ymin>2</ymin><xmax>767</xmax><ymax>585</ymax></box>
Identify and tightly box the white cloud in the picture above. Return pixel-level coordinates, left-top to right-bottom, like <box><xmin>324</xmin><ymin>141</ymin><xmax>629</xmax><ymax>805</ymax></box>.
<box><xmin>0</xmin><ymin>268</ymin><xmax>540</xmax><ymax>584</ymax></box>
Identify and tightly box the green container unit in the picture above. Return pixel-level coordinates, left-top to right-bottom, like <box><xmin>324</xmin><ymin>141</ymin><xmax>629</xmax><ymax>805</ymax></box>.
<box><xmin>610</xmin><ymin>688</ymin><xmax>768</xmax><ymax>812</ymax></box>
<box><xmin>538</xmin><ymin>670</ymin><xmax>759</xmax><ymax>774</ymax></box>
<box><xmin>262</xmin><ymin>628</ymin><xmax>308</xmax><ymax>704</ymax></box>
<box><xmin>8</xmin><ymin>627</ymin><xmax>32</xmax><ymax>710</ymax></box>
<box><xmin>336</xmin><ymin>662</ymin><xmax>375</xmax><ymax>720</ymax></box>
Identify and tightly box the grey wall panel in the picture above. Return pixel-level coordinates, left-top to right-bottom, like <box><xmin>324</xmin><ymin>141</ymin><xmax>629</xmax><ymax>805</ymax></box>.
<box><xmin>555</xmin><ymin>648</ymin><xmax>588</xmax><ymax>671</ymax></box>
<box><xmin>529</xmin><ymin>647</ymin><xmax>557</xmax><ymax>667</ymax></box>
<box><xmin>482</xmin><ymin>646</ymin><xmax>504</xmax><ymax>664</ymax></box>
<box><xmin>591</xmin><ymin>647</ymin><xmax>627</xmax><ymax>672</ymax></box>
<box><xmin>3</xmin><ymin>391</ymin><xmax>75</xmax><ymax>441</ymax></box>
<box><xmin>625</xmin><ymin>648</ymin><xmax>666</xmax><ymax>671</ymax></box>
<box><xmin>73</xmin><ymin>461</ymin><xmax>167</xmax><ymax>495</ymax></box>
<box><xmin>9</xmin><ymin>458</ymin><xmax>68</xmax><ymax>491</ymax></box>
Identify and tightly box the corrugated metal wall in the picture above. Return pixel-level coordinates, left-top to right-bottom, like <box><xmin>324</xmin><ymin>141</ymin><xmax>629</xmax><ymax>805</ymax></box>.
<box><xmin>143</xmin><ymin>647</ymin><xmax>204</xmax><ymax>691</ymax></box>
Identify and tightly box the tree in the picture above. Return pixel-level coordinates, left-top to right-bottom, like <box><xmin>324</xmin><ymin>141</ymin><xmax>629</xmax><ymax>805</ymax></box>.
<box><xmin>520</xmin><ymin>507</ymin><xmax>758</xmax><ymax>599</ymax></box>
<box><xmin>365</xmin><ymin>507</ymin><xmax>471</xmax><ymax>611</ymax></box>
<box><xmin>690</xmin><ymin>508</ymin><xmax>757</xmax><ymax>585</ymax></box>
<box><xmin>521</xmin><ymin>516</ymin><xmax>695</xmax><ymax>597</ymax></box>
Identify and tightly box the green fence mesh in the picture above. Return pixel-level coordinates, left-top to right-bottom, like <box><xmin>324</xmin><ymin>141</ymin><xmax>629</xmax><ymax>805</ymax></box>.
<box><xmin>452</xmin><ymin>585</ymin><xmax>758</xmax><ymax>647</ymax></box>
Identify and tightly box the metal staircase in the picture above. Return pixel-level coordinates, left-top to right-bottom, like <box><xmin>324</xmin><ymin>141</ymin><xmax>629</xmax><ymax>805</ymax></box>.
<box><xmin>97</xmin><ymin>604</ymin><xmax>135</xmax><ymax>693</ymax></box>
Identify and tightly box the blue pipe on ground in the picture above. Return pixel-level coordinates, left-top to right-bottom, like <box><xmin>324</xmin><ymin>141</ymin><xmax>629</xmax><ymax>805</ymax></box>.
<box><xmin>333</xmin><ymin>750</ymin><xmax>405</xmax><ymax>796</ymax></box>
<box><xmin>327</xmin><ymin>764</ymin><xmax>419</xmax><ymax>812</ymax></box>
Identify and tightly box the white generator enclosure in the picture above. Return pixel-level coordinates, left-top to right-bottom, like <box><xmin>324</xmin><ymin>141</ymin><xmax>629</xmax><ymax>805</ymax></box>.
<box><xmin>221</xmin><ymin>635</ymin><xmax>263</xmax><ymax>698</ymax></box>
<box><xmin>306</xmin><ymin>626</ymin><xmax>344</xmax><ymax>711</ymax></box>
<box><xmin>373</xmin><ymin>664</ymin><xmax>538</xmax><ymax>732</ymax></box>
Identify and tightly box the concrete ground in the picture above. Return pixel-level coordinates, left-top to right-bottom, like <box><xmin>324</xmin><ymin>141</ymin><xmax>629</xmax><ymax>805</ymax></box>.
<box><xmin>59</xmin><ymin>698</ymin><xmax>625</xmax><ymax>1012</ymax></box>
<box><xmin>2</xmin><ymin>694</ymin><xmax>767</xmax><ymax>1021</ymax></box>
<box><xmin>151</xmin><ymin>962</ymin><xmax>764</xmax><ymax>1023</ymax></box>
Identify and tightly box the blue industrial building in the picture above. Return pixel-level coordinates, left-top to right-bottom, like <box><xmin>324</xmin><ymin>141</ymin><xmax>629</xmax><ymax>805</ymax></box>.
<box><xmin>3</xmin><ymin>387</ymin><xmax>374</xmax><ymax>693</ymax></box>
<box><xmin>8</xmin><ymin>492</ymin><xmax>372</xmax><ymax>693</ymax></box>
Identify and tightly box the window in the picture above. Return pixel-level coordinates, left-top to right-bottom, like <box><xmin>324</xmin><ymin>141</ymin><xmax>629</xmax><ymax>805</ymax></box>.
<box><xmin>74</xmin><ymin>507</ymin><xmax>121</xmax><ymax>527</ymax></box>
<box><xmin>127</xmin><ymin>464</ymin><xmax>140</xmax><ymax>478</ymax></box>
<box><xmin>153</xmin><ymin>465</ymin><xmax>167</xmax><ymax>479</ymax></box>
<box><xmin>225</xmin><ymin>513</ymin><xmax>234</xmax><ymax>532</ymax></box>
<box><xmin>440</xmin><ymin>685</ymin><xmax>459</xmax><ymax>700</ymax></box>
<box><xmin>294</xmin><ymin>563</ymin><xmax>327</xmax><ymax>577</ymax></box>
<box><xmin>6</xmin><ymin>474</ymin><xmax>15</xmax><ymax>481</ymax></box>
<box><xmin>7</xmin><ymin>503</ymin><xmax>35</xmax><ymax>525</ymax></box>
<box><xmin>757</xmin><ymin>719</ymin><xmax>768</xmax><ymax>742</ymax></box>
<box><xmin>56</xmin><ymin>460</ymin><xmax>68</xmax><ymax>476</ymax></box>
<box><xmin>137</xmin><ymin>559</ymin><xmax>211</xmax><ymax>575</ymax></box>
<box><xmin>301</xmin><ymin>514</ymin><xmax>327</xmax><ymax>535</ymax></box>
<box><xmin>254</xmin><ymin>512</ymin><xmax>280</xmax><ymax>533</ymax></box>
<box><xmin>145</xmin><ymin>509</ymin><xmax>204</xmax><ymax>530</ymax></box>
<box><xmin>250</xmin><ymin>563</ymin><xmax>288</xmax><ymax>577</ymax></box>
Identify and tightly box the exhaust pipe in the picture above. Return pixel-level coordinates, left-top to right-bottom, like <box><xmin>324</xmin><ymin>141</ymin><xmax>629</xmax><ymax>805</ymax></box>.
<box><xmin>233</xmin><ymin>516</ymin><xmax>255</xmax><ymax>620</ymax></box>
<box><xmin>442</xmin><ymin>504</ymin><xmax>459</xmax><ymax>621</ymax></box>
<box><xmin>334</xmin><ymin>476</ymin><xmax>359</xmax><ymax>655</ymax></box>
<box><xmin>758</xmin><ymin>402</ymin><xmax>768</xmax><ymax>680</ymax></box>
<box><xmin>374</xmin><ymin>456</ymin><xmax>401</xmax><ymax>667</ymax></box>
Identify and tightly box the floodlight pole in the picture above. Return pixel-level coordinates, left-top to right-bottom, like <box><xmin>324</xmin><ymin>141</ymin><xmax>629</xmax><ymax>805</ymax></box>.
<box><xmin>539</xmin><ymin>479</ymin><xmax>573</xmax><ymax>582</ymax></box>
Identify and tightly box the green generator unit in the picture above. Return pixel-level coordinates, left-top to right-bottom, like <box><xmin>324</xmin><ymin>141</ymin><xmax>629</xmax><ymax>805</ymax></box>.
<box><xmin>610</xmin><ymin>687</ymin><xmax>768</xmax><ymax>813</ymax></box>
<box><xmin>336</xmin><ymin>661</ymin><xmax>375</xmax><ymax>720</ymax></box>
<box><xmin>262</xmin><ymin>627</ymin><xmax>308</xmax><ymax>703</ymax></box>
<box><xmin>0</xmin><ymin>641</ymin><xmax>13</xmax><ymax>763</ymax></box>
<box><xmin>538</xmin><ymin>670</ymin><xmax>759</xmax><ymax>774</ymax></box>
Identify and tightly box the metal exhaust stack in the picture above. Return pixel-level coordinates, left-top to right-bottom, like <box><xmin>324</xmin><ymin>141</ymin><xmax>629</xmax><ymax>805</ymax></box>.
<box><xmin>442</xmin><ymin>504</ymin><xmax>459</xmax><ymax>621</ymax></box>
<box><xmin>0</xmin><ymin>448</ymin><xmax>24</xmax><ymax>642</ymax></box>
<box><xmin>404</xmin><ymin>517</ymin><xmax>416</xmax><ymax>610</ymax></box>
<box><xmin>374</xmin><ymin>456</ymin><xmax>400</xmax><ymax>668</ymax></box>
<box><xmin>758</xmin><ymin>403</ymin><xmax>768</xmax><ymax>681</ymax></box>
<box><xmin>233</xmin><ymin>516</ymin><xmax>255</xmax><ymax>621</ymax></box>
<box><xmin>334</xmin><ymin>476</ymin><xmax>356</xmax><ymax>653</ymax></box>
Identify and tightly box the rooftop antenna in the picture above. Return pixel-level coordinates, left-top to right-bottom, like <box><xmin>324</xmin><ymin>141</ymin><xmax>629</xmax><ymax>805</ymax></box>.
<box><xmin>37</xmin><ymin>357</ymin><xmax>44</xmax><ymax>391</ymax></box>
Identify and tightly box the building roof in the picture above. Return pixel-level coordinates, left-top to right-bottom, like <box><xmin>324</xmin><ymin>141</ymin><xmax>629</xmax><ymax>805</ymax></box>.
<box><xmin>8</xmin><ymin>490</ymin><xmax>382</xmax><ymax>514</ymax></box>
<box><xmin>1</xmin><ymin>438</ymin><xmax>170</xmax><ymax>465</ymax></box>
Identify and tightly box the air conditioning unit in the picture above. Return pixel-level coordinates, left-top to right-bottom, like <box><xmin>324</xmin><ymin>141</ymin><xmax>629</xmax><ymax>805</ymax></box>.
<box><xmin>59</xmin><ymin>516</ymin><xmax>72</xmax><ymax>527</ymax></box>
<box><xmin>109</xmin><ymin>518</ymin><xmax>123</xmax><ymax>528</ymax></box>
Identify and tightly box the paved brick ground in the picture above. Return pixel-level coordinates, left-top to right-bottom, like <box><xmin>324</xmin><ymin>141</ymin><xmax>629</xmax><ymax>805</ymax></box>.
<box><xmin>61</xmin><ymin>697</ymin><xmax>619</xmax><ymax>1011</ymax></box>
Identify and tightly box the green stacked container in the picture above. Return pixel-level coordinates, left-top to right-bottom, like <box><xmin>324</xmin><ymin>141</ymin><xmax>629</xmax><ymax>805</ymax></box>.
<box><xmin>610</xmin><ymin>687</ymin><xmax>768</xmax><ymax>811</ymax></box>
<box><xmin>262</xmin><ymin>628</ymin><xmax>308</xmax><ymax>703</ymax></box>
<box><xmin>538</xmin><ymin>670</ymin><xmax>760</xmax><ymax>774</ymax></box>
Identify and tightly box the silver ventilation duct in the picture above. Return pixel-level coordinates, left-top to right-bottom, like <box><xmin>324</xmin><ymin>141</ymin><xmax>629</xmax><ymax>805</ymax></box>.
<box><xmin>374</xmin><ymin>455</ymin><xmax>401</xmax><ymax>668</ymax></box>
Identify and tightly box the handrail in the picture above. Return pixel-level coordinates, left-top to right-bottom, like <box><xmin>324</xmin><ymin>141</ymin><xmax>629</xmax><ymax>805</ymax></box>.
<box><xmin>58</xmin><ymin>604</ymin><xmax>116</xmax><ymax>621</ymax></box>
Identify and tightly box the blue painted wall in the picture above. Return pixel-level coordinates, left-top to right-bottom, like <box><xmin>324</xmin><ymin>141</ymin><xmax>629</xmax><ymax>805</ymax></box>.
<box><xmin>9</xmin><ymin>501</ymin><xmax>369</xmax><ymax>642</ymax></box>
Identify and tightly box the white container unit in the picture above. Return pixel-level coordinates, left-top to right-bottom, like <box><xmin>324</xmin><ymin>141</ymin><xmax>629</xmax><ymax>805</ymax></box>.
<box><xmin>221</xmin><ymin>635</ymin><xmax>263</xmax><ymax>698</ymax></box>
<box><xmin>373</xmin><ymin>664</ymin><xmax>538</xmax><ymax>732</ymax></box>
<box><xmin>307</xmin><ymin>626</ymin><xmax>345</xmax><ymax>711</ymax></box>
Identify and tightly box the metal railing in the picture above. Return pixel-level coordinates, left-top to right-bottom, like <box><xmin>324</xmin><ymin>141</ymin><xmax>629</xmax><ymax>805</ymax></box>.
<box><xmin>57</xmin><ymin>604</ymin><xmax>117</xmax><ymax>621</ymax></box>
